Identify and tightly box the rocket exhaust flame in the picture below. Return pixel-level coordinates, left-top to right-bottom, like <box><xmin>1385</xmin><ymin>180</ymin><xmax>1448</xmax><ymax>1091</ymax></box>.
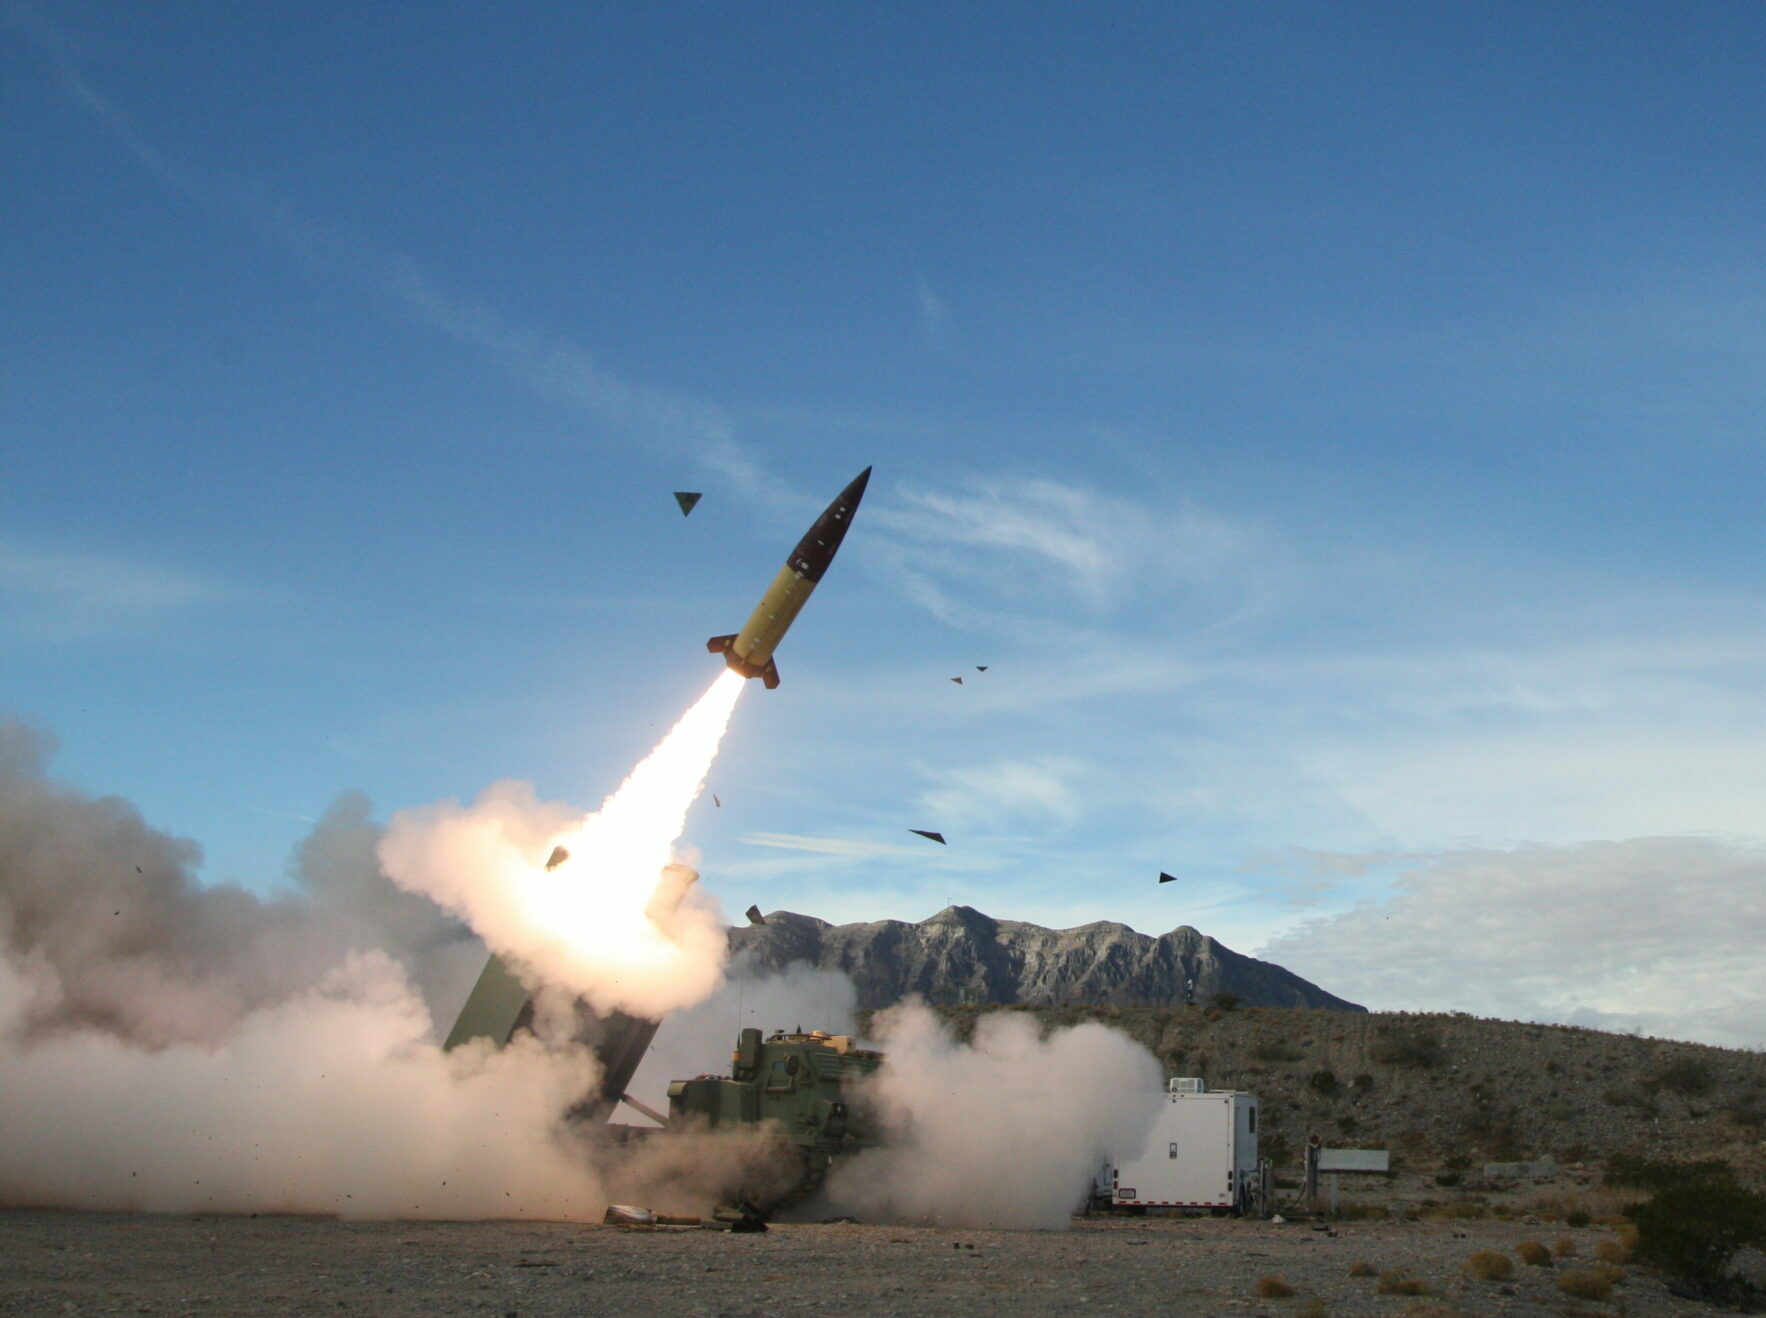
<box><xmin>380</xmin><ymin>670</ymin><xmax>748</xmax><ymax>1020</ymax></box>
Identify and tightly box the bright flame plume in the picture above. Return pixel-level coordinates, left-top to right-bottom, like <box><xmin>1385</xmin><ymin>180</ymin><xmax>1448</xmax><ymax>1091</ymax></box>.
<box><xmin>380</xmin><ymin>670</ymin><xmax>747</xmax><ymax>1018</ymax></box>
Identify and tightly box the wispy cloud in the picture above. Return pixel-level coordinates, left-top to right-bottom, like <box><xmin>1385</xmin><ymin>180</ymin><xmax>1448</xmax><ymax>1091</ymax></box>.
<box><xmin>870</xmin><ymin>475</ymin><xmax>1274</xmax><ymax>624</ymax></box>
<box><xmin>914</xmin><ymin>755</ymin><xmax>1090</xmax><ymax>833</ymax></box>
<box><xmin>915</xmin><ymin>273</ymin><xmax>953</xmax><ymax>353</ymax></box>
<box><xmin>739</xmin><ymin>832</ymin><xmax>929</xmax><ymax>859</ymax></box>
<box><xmin>0</xmin><ymin>542</ymin><xmax>231</xmax><ymax>639</ymax></box>
<box><xmin>1261</xmin><ymin>836</ymin><xmax>1766</xmax><ymax>1048</ymax></box>
<box><xmin>16</xmin><ymin>22</ymin><xmax>782</xmax><ymax>512</ymax></box>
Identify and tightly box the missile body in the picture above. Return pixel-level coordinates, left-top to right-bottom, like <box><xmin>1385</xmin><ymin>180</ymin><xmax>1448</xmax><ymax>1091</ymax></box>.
<box><xmin>708</xmin><ymin>466</ymin><xmax>870</xmax><ymax>688</ymax></box>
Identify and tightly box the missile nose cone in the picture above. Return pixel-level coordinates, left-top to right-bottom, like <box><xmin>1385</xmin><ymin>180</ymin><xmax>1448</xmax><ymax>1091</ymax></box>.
<box><xmin>786</xmin><ymin>465</ymin><xmax>874</xmax><ymax>583</ymax></box>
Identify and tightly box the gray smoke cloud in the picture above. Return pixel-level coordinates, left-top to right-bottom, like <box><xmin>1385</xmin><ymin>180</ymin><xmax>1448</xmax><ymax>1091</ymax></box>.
<box><xmin>0</xmin><ymin>719</ymin><xmax>477</xmax><ymax>1047</ymax></box>
<box><xmin>0</xmin><ymin>717</ymin><xmax>775</xmax><ymax>1220</ymax></box>
<box><xmin>824</xmin><ymin>1004</ymin><xmax>1164</xmax><ymax>1229</ymax></box>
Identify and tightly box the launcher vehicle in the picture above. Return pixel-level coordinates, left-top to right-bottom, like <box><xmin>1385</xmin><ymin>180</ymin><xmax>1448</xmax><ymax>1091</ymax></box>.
<box><xmin>666</xmin><ymin>1026</ymin><xmax>884</xmax><ymax>1206</ymax></box>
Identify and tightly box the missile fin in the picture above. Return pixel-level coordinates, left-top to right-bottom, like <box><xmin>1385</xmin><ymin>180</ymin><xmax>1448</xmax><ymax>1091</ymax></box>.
<box><xmin>760</xmin><ymin>659</ymin><xmax>780</xmax><ymax>690</ymax></box>
<box><xmin>707</xmin><ymin>634</ymin><xmax>737</xmax><ymax>655</ymax></box>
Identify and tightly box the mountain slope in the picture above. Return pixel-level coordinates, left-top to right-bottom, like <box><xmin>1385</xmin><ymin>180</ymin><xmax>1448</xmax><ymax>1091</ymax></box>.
<box><xmin>728</xmin><ymin>905</ymin><xmax>1363</xmax><ymax>1012</ymax></box>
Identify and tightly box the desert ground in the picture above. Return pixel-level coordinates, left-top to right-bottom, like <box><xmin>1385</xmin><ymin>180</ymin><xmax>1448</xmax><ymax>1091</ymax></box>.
<box><xmin>0</xmin><ymin>1204</ymin><xmax>1727</xmax><ymax>1318</ymax></box>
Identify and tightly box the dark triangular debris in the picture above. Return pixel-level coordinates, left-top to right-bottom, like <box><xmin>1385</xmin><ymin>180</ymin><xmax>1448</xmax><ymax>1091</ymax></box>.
<box><xmin>713</xmin><ymin>793</ymin><xmax>722</xmax><ymax>808</ymax></box>
<box><xmin>546</xmin><ymin>845</ymin><xmax>571</xmax><ymax>871</ymax></box>
<box><xmin>1158</xmin><ymin>871</ymin><xmax>1178</xmax><ymax>884</ymax></box>
<box><xmin>976</xmin><ymin>666</ymin><xmax>988</xmax><ymax>672</ymax></box>
<box><xmin>910</xmin><ymin>829</ymin><xmax>947</xmax><ymax>845</ymax></box>
<box><xmin>950</xmin><ymin>676</ymin><xmax>963</xmax><ymax>684</ymax></box>
<box><xmin>745</xmin><ymin>905</ymin><xmax>766</xmax><ymax>926</ymax></box>
<box><xmin>674</xmin><ymin>491</ymin><xmax>702</xmax><ymax>517</ymax></box>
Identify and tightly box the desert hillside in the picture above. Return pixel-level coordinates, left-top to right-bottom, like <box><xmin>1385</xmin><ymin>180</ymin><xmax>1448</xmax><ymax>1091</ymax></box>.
<box><xmin>866</xmin><ymin>1004</ymin><xmax>1766</xmax><ymax>1186</ymax></box>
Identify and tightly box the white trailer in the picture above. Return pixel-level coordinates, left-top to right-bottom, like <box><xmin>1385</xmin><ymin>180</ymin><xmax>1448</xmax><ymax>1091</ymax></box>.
<box><xmin>1094</xmin><ymin>1077</ymin><xmax>1265</xmax><ymax>1214</ymax></box>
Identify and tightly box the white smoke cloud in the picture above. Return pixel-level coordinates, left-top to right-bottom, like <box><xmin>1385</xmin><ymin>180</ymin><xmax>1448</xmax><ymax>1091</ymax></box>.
<box><xmin>378</xmin><ymin>673</ymin><xmax>744</xmax><ymax>1021</ymax></box>
<box><xmin>0</xmin><ymin>708</ymin><xmax>782</xmax><ymax>1221</ymax></box>
<box><xmin>825</xmin><ymin>1005</ymin><xmax>1163</xmax><ymax>1229</ymax></box>
<box><xmin>0</xmin><ymin>950</ymin><xmax>609</xmax><ymax>1217</ymax></box>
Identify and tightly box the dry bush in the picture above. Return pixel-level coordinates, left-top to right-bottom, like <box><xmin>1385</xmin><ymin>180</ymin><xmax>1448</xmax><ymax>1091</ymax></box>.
<box><xmin>1376</xmin><ymin>1271</ymin><xmax>1430</xmax><ymax>1296</ymax></box>
<box><xmin>1461</xmin><ymin>1250</ymin><xmax>1514</xmax><ymax>1281</ymax></box>
<box><xmin>1591</xmin><ymin>1262</ymin><xmax>1625</xmax><ymax>1286</ymax></box>
<box><xmin>1513</xmin><ymin>1240</ymin><xmax>1552</xmax><ymax>1266</ymax></box>
<box><xmin>1552</xmin><ymin>1237</ymin><xmax>1576</xmax><ymax>1257</ymax></box>
<box><xmin>1527</xmin><ymin>1187</ymin><xmax>1638</xmax><ymax>1223</ymax></box>
<box><xmin>1253</xmin><ymin>1277</ymin><xmax>1295</xmax><ymax>1298</ymax></box>
<box><xmin>1555</xmin><ymin>1270</ymin><xmax>1614</xmax><ymax>1301</ymax></box>
<box><xmin>1593</xmin><ymin>1238</ymin><xmax>1630</xmax><ymax>1265</ymax></box>
<box><xmin>1297</xmin><ymin>1300</ymin><xmax>1326</xmax><ymax>1318</ymax></box>
<box><xmin>1348</xmin><ymin>1260</ymin><xmax>1378</xmax><ymax>1277</ymax></box>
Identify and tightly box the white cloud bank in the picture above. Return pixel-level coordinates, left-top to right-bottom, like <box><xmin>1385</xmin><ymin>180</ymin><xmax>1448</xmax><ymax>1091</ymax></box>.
<box><xmin>1261</xmin><ymin>836</ymin><xmax>1766</xmax><ymax>1049</ymax></box>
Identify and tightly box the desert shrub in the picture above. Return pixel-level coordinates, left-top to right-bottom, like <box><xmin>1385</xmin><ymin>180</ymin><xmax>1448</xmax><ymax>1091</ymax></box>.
<box><xmin>1253</xmin><ymin>1277</ymin><xmax>1295</xmax><ymax>1298</ymax></box>
<box><xmin>1369</xmin><ymin>1027</ymin><xmax>1443</xmax><ymax>1068</ymax></box>
<box><xmin>1553</xmin><ymin>1237</ymin><xmax>1575</xmax><ymax>1257</ymax></box>
<box><xmin>1210</xmin><ymin>991</ymin><xmax>1241</xmax><ymax>1011</ymax></box>
<box><xmin>1648</xmin><ymin>1056</ymin><xmax>1715</xmax><ymax>1097</ymax></box>
<box><xmin>1603</xmin><ymin>1153</ymin><xmax>1731</xmax><ymax>1191</ymax></box>
<box><xmin>1591</xmin><ymin>1262</ymin><xmax>1625</xmax><ymax>1286</ymax></box>
<box><xmin>1308</xmin><ymin>1068</ymin><xmax>1340</xmax><ymax>1096</ymax></box>
<box><xmin>1434</xmin><ymin>1171</ymin><xmax>1462</xmax><ymax>1188</ymax></box>
<box><xmin>1554</xmin><ymin>1270</ymin><xmax>1613</xmax><ymax>1301</ymax></box>
<box><xmin>1352</xmin><ymin>1072</ymin><xmax>1374</xmax><ymax>1091</ymax></box>
<box><xmin>1558</xmin><ymin>1142</ymin><xmax>1591</xmax><ymax>1163</ymax></box>
<box><xmin>1461</xmin><ymin>1251</ymin><xmax>1514</xmax><ymax>1280</ymax></box>
<box><xmin>1593</xmin><ymin>1239</ymin><xmax>1630</xmax><ymax>1265</ymax></box>
<box><xmin>1347</xmin><ymin>1260</ymin><xmax>1377</xmax><ymax>1277</ymax></box>
<box><xmin>1566</xmin><ymin>1208</ymin><xmax>1591</xmax><ymax>1228</ymax></box>
<box><xmin>1297</xmin><ymin>1299</ymin><xmax>1326</xmax><ymax>1318</ymax></box>
<box><xmin>1513</xmin><ymin>1240</ymin><xmax>1551</xmax><ymax>1266</ymax></box>
<box><xmin>1630</xmin><ymin>1176</ymin><xmax>1766</xmax><ymax>1305</ymax></box>
<box><xmin>1375</xmin><ymin>1271</ymin><xmax>1429</xmax><ymax>1296</ymax></box>
<box><xmin>1726</xmin><ymin>1088</ymin><xmax>1766</xmax><ymax>1129</ymax></box>
<box><xmin>1336</xmin><ymin>1115</ymin><xmax>1359</xmax><ymax>1134</ymax></box>
<box><xmin>1255</xmin><ymin>1041</ymin><xmax>1303</xmax><ymax>1063</ymax></box>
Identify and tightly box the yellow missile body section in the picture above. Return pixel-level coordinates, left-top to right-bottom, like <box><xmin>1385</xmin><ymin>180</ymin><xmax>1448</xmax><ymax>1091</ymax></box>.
<box><xmin>708</xmin><ymin>466</ymin><xmax>870</xmax><ymax>688</ymax></box>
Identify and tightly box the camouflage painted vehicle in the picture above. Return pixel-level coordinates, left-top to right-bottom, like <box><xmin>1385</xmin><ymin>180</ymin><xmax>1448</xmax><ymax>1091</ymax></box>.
<box><xmin>667</xmin><ymin>1027</ymin><xmax>884</xmax><ymax>1208</ymax></box>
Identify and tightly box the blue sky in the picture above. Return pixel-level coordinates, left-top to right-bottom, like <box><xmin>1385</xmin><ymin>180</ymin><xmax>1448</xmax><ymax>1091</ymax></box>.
<box><xmin>5</xmin><ymin>2</ymin><xmax>1765</xmax><ymax>1044</ymax></box>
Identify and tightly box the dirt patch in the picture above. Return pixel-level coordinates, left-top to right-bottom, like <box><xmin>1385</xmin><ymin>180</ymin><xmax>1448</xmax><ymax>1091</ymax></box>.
<box><xmin>0</xmin><ymin>1207</ymin><xmax>1730</xmax><ymax>1317</ymax></box>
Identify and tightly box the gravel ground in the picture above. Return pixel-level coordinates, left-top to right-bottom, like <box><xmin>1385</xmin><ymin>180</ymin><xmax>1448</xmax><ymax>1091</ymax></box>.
<box><xmin>0</xmin><ymin>1208</ymin><xmax>1730</xmax><ymax>1318</ymax></box>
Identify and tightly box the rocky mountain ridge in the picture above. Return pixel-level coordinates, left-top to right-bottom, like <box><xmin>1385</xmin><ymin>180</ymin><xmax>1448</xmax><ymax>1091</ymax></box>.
<box><xmin>728</xmin><ymin>905</ymin><xmax>1363</xmax><ymax>1013</ymax></box>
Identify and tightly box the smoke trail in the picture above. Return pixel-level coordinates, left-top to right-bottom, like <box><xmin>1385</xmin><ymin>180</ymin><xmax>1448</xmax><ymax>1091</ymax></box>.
<box><xmin>824</xmin><ymin>1004</ymin><xmax>1163</xmax><ymax>1229</ymax></box>
<box><xmin>0</xmin><ymin>668</ymin><xmax>755</xmax><ymax>1219</ymax></box>
<box><xmin>378</xmin><ymin>670</ymin><xmax>746</xmax><ymax>1019</ymax></box>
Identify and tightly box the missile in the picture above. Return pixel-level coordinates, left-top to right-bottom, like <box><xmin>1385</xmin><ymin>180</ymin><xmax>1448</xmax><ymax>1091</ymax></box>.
<box><xmin>707</xmin><ymin>466</ymin><xmax>871</xmax><ymax>688</ymax></box>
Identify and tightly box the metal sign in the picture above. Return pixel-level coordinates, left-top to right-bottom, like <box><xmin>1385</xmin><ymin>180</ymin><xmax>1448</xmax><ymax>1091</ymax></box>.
<box><xmin>1316</xmin><ymin>1148</ymin><xmax>1389</xmax><ymax>1173</ymax></box>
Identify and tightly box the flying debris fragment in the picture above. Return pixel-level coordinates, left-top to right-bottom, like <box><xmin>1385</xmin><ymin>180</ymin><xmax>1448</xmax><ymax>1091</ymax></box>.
<box><xmin>910</xmin><ymin>829</ymin><xmax>947</xmax><ymax>845</ymax></box>
<box><xmin>674</xmin><ymin>491</ymin><xmax>702</xmax><ymax>517</ymax></box>
<box><xmin>712</xmin><ymin>793</ymin><xmax>722</xmax><ymax>808</ymax></box>
<box><xmin>976</xmin><ymin>666</ymin><xmax>988</xmax><ymax>672</ymax></box>
<box><xmin>744</xmin><ymin>905</ymin><xmax>766</xmax><ymax>926</ymax></box>
<box><xmin>1158</xmin><ymin>871</ymin><xmax>1178</xmax><ymax>884</ymax></box>
<box><xmin>707</xmin><ymin>467</ymin><xmax>871</xmax><ymax>689</ymax></box>
<box><xmin>950</xmin><ymin>676</ymin><xmax>963</xmax><ymax>684</ymax></box>
<box><xmin>545</xmin><ymin>845</ymin><xmax>571</xmax><ymax>871</ymax></box>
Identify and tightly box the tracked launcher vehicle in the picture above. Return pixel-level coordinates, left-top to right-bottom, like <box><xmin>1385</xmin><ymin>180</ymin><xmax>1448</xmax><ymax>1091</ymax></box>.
<box><xmin>667</xmin><ymin>1027</ymin><xmax>884</xmax><ymax>1208</ymax></box>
